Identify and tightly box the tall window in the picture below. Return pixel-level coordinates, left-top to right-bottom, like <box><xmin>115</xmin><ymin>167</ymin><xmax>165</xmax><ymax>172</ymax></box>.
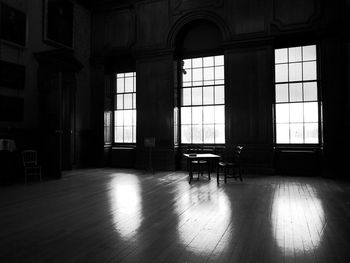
<box><xmin>181</xmin><ymin>55</ymin><xmax>225</xmax><ymax>144</ymax></box>
<box><xmin>114</xmin><ymin>72</ymin><xmax>136</xmax><ymax>143</ymax></box>
<box><xmin>274</xmin><ymin>45</ymin><xmax>319</xmax><ymax>144</ymax></box>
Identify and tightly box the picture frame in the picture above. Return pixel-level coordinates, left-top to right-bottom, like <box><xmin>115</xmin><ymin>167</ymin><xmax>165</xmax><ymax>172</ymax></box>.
<box><xmin>0</xmin><ymin>60</ymin><xmax>25</xmax><ymax>90</ymax></box>
<box><xmin>0</xmin><ymin>96</ymin><xmax>24</xmax><ymax>122</ymax></box>
<box><xmin>43</xmin><ymin>0</ymin><xmax>74</xmax><ymax>49</ymax></box>
<box><xmin>0</xmin><ymin>2</ymin><xmax>26</xmax><ymax>47</ymax></box>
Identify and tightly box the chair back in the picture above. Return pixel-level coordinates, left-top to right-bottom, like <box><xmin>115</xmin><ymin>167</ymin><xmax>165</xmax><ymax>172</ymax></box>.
<box><xmin>22</xmin><ymin>150</ymin><xmax>38</xmax><ymax>166</ymax></box>
<box><xmin>187</xmin><ymin>145</ymin><xmax>204</xmax><ymax>154</ymax></box>
<box><xmin>233</xmin><ymin>146</ymin><xmax>243</xmax><ymax>163</ymax></box>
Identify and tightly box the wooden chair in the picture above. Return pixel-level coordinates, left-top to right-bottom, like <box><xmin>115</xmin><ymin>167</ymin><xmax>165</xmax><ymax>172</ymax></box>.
<box><xmin>217</xmin><ymin>146</ymin><xmax>243</xmax><ymax>184</ymax></box>
<box><xmin>187</xmin><ymin>145</ymin><xmax>209</xmax><ymax>180</ymax></box>
<box><xmin>22</xmin><ymin>150</ymin><xmax>42</xmax><ymax>184</ymax></box>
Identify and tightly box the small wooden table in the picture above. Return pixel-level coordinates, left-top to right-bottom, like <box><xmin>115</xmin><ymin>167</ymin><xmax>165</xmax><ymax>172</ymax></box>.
<box><xmin>183</xmin><ymin>153</ymin><xmax>220</xmax><ymax>183</ymax></box>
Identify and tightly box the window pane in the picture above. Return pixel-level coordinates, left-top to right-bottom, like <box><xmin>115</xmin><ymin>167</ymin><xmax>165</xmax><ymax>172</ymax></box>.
<box><xmin>203</xmin><ymin>56</ymin><xmax>214</xmax><ymax>67</ymax></box>
<box><xmin>132</xmin><ymin>110</ymin><xmax>136</xmax><ymax>126</ymax></box>
<box><xmin>133</xmin><ymin>76</ymin><xmax>136</xmax><ymax>92</ymax></box>
<box><xmin>289</xmin><ymin>83</ymin><xmax>303</xmax><ymax>102</ymax></box>
<box><xmin>290</xmin><ymin>123</ymin><xmax>304</xmax><ymax>143</ymax></box>
<box><xmin>303</xmin><ymin>45</ymin><xmax>316</xmax><ymax>61</ymax></box>
<box><xmin>125</xmin><ymin>72</ymin><xmax>133</xmax><ymax>77</ymax></box>
<box><xmin>133</xmin><ymin>126</ymin><xmax>136</xmax><ymax>142</ymax></box>
<box><xmin>215</xmin><ymin>105</ymin><xmax>225</xmax><ymax>124</ymax></box>
<box><xmin>275</xmin><ymin>48</ymin><xmax>288</xmax><ymax>64</ymax></box>
<box><xmin>303</xmin><ymin>82</ymin><xmax>317</xmax><ymax>101</ymax></box>
<box><xmin>117</xmin><ymin>94</ymin><xmax>123</xmax><ymax>109</ymax></box>
<box><xmin>183</xmin><ymin>68</ymin><xmax>191</xmax><ymax>83</ymax></box>
<box><xmin>215</xmin><ymin>79</ymin><xmax>224</xmax><ymax>85</ymax></box>
<box><xmin>115</xmin><ymin>110</ymin><xmax>123</xmax><ymax>126</ymax></box>
<box><xmin>181</xmin><ymin>125</ymin><xmax>191</xmax><ymax>144</ymax></box>
<box><xmin>303</xmin><ymin>61</ymin><xmax>317</xmax><ymax>80</ymax></box>
<box><xmin>183</xmin><ymin>59</ymin><xmax>191</xmax><ymax>69</ymax></box>
<box><xmin>192</xmin><ymin>125</ymin><xmax>203</xmax><ymax>143</ymax></box>
<box><xmin>181</xmin><ymin>107</ymin><xmax>191</xmax><ymax>124</ymax></box>
<box><xmin>124</xmin><ymin>110</ymin><xmax>133</xmax><ymax>126</ymax></box>
<box><xmin>192</xmin><ymin>87</ymin><xmax>202</xmax><ymax>105</ymax></box>
<box><xmin>104</xmin><ymin>112</ymin><xmax>111</xmax><ymax>126</ymax></box>
<box><xmin>124</xmin><ymin>127</ymin><xmax>132</xmax><ymax>143</ymax></box>
<box><xmin>192</xmin><ymin>107</ymin><xmax>202</xmax><ymax>125</ymax></box>
<box><xmin>183</xmin><ymin>82</ymin><xmax>191</xmax><ymax>87</ymax></box>
<box><xmin>304</xmin><ymin>102</ymin><xmax>318</xmax><ymax>122</ymax></box>
<box><xmin>104</xmin><ymin>127</ymin><xmax>110</xmax><ymax>143</ymax></box>
<box><xmin>290</xmin><ymin>103</ymin><xmax>303</xmax><ymax>123</ymax></box>
<box><xmin>117</xmin><ymin>78</ymin><xmax>124</xmax><ymax>93</ymax></box>
<box><xmin>289</xmin><ymin>63</ymin><xmax>302</xmax><ymax>81</ymax></box>
<box><xmin>203</xmin><ymin>86</ymin><xmax>214</xmax><ymax>105</ymax></box>
<box><xmin>115</xmin><ymin>127</ymin><xmax>123</xmax><ymax>143</ymax></box>
<box><xmin>215</xmin><ymin>124</ymin><xmax>225</xmax><ymax>143</ymax></box>
<box><xmin>124</xmin><ymin>94</ymin><xmax>133</xmax><ymax>109</ymax></box>
<box><xmin>203</xmin><ymin>125</ymin><xmax>214</xmax><ymax>144</ymax></box>
<box><xmin>305</xmin><ymin>123</ymin><xmax>318</xmax><ymax>143</ymax></box>
<box><xmin>276</xmin><ymin>104</ymin><xmax>289</xmax><ymax>123</ymax></box>
<box><xmin>192</xmin><ymin>58</ymin><xmax>202</xmax><ymax>68</ymax></box>
<box><xmin>117</xmin><ymin>73</ymin><xmax>124</xmax><ymax>78</ymax></box>
<box><xmin>182</xmin><ymin>88</ymin><xmax>191</xmax><ymax>105</ymax></box>
<box><xmin>203</xmin><ymin>106</ymin><xmax>214</xmax><ymax>124</ymax></box>
<box><xmin>276</xmin><ymin>124</ymin><xmax>289</xmax><ymax>143</ymax></box>
<box><xmin>215</xmin><ymin>55</ymin><xmax>224</xmax><ymax>66</ymax></box>
<box><xmin>215</xmin><ymin>66</ymin><xmax>224</xmax><ymax>80</ymax></box>
<box><xmin>288</xmin><ymin>47</ymin><xmax>302</xmax><ymax>62</ymax></box>
<box><xmin>204</xmin><ymin>67</ymin><xmax>214</xmax><ymax>81</ymax></box>
<box><xmin>275</xmin><ymin>64</ymin><xmax>288</xmax><ymax>82</ymax></box>
<box><xmin>125</xmin><ymin>77</ymin><xmax>133</xmax><ymax>92</ymax></box>
<box><xmin>215</xmin><ymin>85</ymin><xmax>224</xmax><ymax>104</ymax></box>
<box><xmin>275</xmin><ymin>84</ymin><xmax>288</xmax><ymax>103</ymax></box>
<box><xmin>192</xmin><ymin>68</ymin><xmax>202</xmax><ymax>83</ymax></box>
<box><xmin>133</xmin><ymin>94</ymin><xmax>136</xmax><ymax>108</ymax></box>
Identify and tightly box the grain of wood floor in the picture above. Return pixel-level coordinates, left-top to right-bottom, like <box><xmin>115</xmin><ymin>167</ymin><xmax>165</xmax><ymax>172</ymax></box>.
<box><xmin>1</xmin><ymin>168</ymin><xmax>350</xmax><ymax>263</ymax></box>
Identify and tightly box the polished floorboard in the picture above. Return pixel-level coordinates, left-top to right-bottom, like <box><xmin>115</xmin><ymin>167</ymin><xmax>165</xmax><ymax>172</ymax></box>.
<box><xmin>1</xmin><ymin>169</ymin><xmax>350</xmax><ymax>263</ymax></box>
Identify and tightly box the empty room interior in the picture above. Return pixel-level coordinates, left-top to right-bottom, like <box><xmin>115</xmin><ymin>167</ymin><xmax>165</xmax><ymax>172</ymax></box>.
<box><xmin>1</xmin><ymin>0</ymin><xmax>350</xmax><ymax>262</ymax></box>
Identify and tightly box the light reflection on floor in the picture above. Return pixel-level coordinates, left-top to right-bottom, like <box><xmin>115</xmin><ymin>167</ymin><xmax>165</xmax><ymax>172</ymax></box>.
<box><xmin>272</xmin><ymin>183</ymin><xmax>325</xmax><ymax>256</ymax></box>
<box><xmin>108</xmin><ymin>174</ymin><xmax>143</xmax><ymax>241</ymax></box>
<box><xmin>174</xmin><ymin>182</ymin><xmax>232</xmax><ymax>256</ymax></box>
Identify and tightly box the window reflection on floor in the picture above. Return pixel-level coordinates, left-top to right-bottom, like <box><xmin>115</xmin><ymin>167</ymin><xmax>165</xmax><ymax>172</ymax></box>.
<box><xmin>174</xmin><ymin>183</ymin><xmax>232</xmax><ymax>256</ymax></box>
<box><xmin>272</xmin><ymin>183</ymin><xmax>325</xmax><ymax>256</ymax></box>
<box><xmin>108</xmin><ymin>174</ymin><xmax>143</xmax><ymax>241</ymax></box>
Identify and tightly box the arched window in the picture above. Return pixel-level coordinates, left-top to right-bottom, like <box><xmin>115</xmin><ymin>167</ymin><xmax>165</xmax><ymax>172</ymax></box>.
<box><xmin>175</xmin><ymin>19</ymin><xmax>225</xmax><ymax>145</ymax></box>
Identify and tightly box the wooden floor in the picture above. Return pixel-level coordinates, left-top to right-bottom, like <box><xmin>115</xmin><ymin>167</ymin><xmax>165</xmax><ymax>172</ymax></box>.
<box><xmin>1</xmin><ymin>169</ymin><xmax>350</xmax><ymax>263</ymax></box>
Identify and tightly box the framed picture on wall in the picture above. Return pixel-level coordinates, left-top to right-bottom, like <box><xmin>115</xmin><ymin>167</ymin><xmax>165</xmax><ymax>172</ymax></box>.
<box><xmin>0</xmin><ymin>96</ymin><xmax>24</xmax><ymax>122</ymax></box>
<box><xmin>0</xmin><ymin>60</ymin><xmax>25</xmax><ymax>90</ymax></box>
<box><xmin>43</xmin><ymin>0</ymin><xmax>74</xmax><ymax>49</ymax></box>
<box><xmin>0</xmin><ymin>3</ymin><xmax>26</xmax><ymax>47</ymax></box>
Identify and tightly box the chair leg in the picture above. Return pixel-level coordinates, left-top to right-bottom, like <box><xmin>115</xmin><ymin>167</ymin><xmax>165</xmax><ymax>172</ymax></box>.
<box><xmin>208</xmin><ymin>162</ymin><xmax>211</xmax><ymax>180</ymax></box>
<box><xmin>216</xmin><ymin>166</ymin><xmax>220</xmax><ymax>184</ymax></box>
<box><xmin>224</xmin><ymin>167</ymin><xmax>227</xmax><ymax>184</ymax></box>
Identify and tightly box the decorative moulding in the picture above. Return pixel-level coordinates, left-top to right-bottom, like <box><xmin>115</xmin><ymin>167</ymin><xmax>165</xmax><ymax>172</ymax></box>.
<box><xmin>271</xmin><ymin>0</ymin><xmax>321</xmax><ymax>32</ymax></box>
<box><xmin>171</xmin><ymin>0</ymin><xmax>223</xmax><ymax>16</ymax></box>
<box><xmin>104</xmin><ymin>7</ymin><xmax>136</xmax><ymax>50</ymax></box>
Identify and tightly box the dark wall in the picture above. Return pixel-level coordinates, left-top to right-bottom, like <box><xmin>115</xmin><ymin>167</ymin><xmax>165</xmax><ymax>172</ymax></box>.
<box><xmin>0</xmin><ymin>0</ymin><xmax>92</xmax><ymax>178</ymax></box>
<box><xmin>90</xmin><ymin>0</ymin><xmax>348</xmax><ymax>175</ymax></box>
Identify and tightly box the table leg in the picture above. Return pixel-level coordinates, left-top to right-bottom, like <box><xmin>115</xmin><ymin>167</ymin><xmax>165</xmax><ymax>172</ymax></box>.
<box><xmin>208</xmin><ymin>160</ymin><xmax>211</xmax><ymax>180</ymax></box>
<box><xmin>189</xmin><ymin>161</ymin><xmax>193</xmax><ymax>183</ymax></box>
